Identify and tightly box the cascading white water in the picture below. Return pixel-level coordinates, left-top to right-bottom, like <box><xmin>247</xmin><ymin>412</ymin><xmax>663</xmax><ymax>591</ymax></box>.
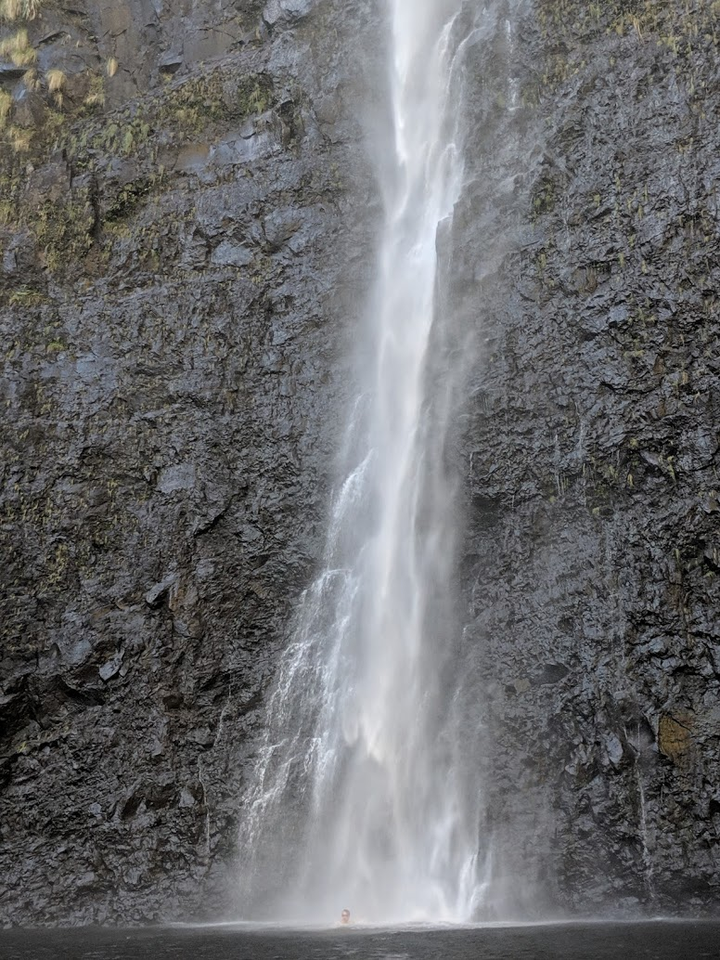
<box><xmin>237</xmin><ymin>0</ymin><xmax>485</xmax><ymax>923</ymax></box>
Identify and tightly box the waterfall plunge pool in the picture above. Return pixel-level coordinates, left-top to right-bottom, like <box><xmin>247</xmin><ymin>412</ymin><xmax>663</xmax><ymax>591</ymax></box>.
<box><xmin>1</xmin><ymin>919</ymin><xmax>718</xmax><ymax>959</ymax></box>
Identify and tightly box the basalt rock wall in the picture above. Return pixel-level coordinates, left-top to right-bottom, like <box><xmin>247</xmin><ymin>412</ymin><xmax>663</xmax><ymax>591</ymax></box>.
<box><xmin>0</xmin><ymin>0</ymin><xmax>382</xmax><ymax>924</ymax></box>
<box><xmin>1</xmin><ymin>0</ymin><xmax>719</xmax><ymax>927</ymax></box>
<box><xmin>452</xmin><ymin>0</ymin><xmax>720</xmax><ymax>917</ymax></box>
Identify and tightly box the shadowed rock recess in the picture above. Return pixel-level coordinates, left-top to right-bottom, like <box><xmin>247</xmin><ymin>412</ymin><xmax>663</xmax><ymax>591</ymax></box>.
<box><xmin>0</xmin><ymin>0</ymin><xmax>718</xmax><ymax>926</ymax></box>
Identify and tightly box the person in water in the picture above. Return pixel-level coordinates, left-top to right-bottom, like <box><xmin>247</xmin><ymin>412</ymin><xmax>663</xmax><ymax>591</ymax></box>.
<box><xmin>340</xmin><ymin>908</ymin><xmax>351</xmax><ymax>925</ymax></box>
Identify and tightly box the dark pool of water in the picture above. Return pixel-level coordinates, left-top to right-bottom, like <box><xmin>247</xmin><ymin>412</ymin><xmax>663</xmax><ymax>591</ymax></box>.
<box><xmin>0</xmin><ymin>920</ymin><xmax>717</xmax><ymax>960</ymax></box>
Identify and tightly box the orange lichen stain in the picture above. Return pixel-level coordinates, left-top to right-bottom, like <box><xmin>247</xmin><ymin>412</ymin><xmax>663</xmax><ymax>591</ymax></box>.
<box><xmin>658</xmin><ymin>713</ymin><xmax>694</xmax><ymax>764</ymax></box>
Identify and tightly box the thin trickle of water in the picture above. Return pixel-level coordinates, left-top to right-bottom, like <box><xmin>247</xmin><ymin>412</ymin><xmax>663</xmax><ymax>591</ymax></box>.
<box><xmin>237</xmin><ymin>0</ymin><xmax>486</xmax><ymax>923</ymax></box>
<box><xmin>636</xmin><ymin>771</ymin><xmax>655</xmax><ymax>901</ymax></box>
<box><xmin>632</xmin><ymin>723</ymin><xmax>656</xmax><ymax>903</ymax></box>
<box><xmin>504</xmin><ymin>19</ymin><xmax>520</xmax><ymax>111</ymax></box>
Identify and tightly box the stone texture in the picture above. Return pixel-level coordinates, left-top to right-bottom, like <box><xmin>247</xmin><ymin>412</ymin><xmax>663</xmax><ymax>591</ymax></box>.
<box><xmin>0</xmin><ymin>0</ymin><xmax>380</xmax><ymax>926</ymax></box>
<box><xmin>450</xmin><ymin>0</ymin><xmax>720</xmax><ymax>918</ymax></box>
<box><xmin>1</xmin><ymin>0</ymin><xmax>719</xmax><ymax>928</ymax></box>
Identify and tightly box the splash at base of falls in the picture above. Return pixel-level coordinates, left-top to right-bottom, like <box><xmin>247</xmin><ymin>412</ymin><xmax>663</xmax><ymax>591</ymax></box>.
<box><xmin>236</xmin><ymin>0</ymin><xmax>490</xmax><ymax>924</ymax></box>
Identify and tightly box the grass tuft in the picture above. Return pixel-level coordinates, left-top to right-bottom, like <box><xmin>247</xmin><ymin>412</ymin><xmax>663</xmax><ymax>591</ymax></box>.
<box><xmin>0</xmin><ymin>28</ymin><xmax>37</xmax><ymax>67</ymax></box>
<box><xmin>0</xmin><ymin>0</ymin><xmax>42</xmax><ymax>22</ymax></box>
<box><xmin>83</xmin><ymin>74</ymin><xmax>105</xmax><ymax>108</ymax></box>
<box><xmin>0</xmin><ymin>87</ymin><xmax>11</xmax><ymax>127</ymax></box>
<box><xmin>46</xmin><ymin>67</ymin><xmax>65</xmax><ymax>92</ymax></box>
<box><xmin>23</xmin><ymin>66</ymin><xmax>40</xmax><ymax>90</ymax></box>
<box><xmin>8</xmin><ymin>123</ymin><xmax>31</xmax><ymax>150</ymax></box>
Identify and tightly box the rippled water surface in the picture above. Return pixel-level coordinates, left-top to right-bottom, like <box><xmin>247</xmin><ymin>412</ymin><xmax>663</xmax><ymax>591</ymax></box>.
<box><xmin>1</xmin><ymin>921</ymin><xmax>718</xmax><ymax>959</ymax></box>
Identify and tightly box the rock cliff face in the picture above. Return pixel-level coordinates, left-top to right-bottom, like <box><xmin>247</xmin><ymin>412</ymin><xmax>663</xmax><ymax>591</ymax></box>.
<box><xmin>453</xmin><ymin>0</ymin><xmax>720</xmax><ymax>917</ymax></box>
<box><xmin>1</xmin><ymin>0</ymin><xmax>718</xmax><ymax>925</ymax></box>
<box><xmin>0</xmin><ymin>0</ymin><xmax>381</xmax><ymax>924</ymax></box>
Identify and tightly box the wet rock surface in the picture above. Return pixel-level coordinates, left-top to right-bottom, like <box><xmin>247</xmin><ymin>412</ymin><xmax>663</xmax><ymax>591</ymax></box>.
<box><xmin>1</xmin><ymin>0</ymin><xmax>719</xmax><ymax>927</ymax></box>
<box><xmin>0</xmin><ymin>0</ymin><xmax>381</xmax><ymax>925</ymax></box>
<box><xmin>452</xmin><ymin>0</ymin><xmax>720</xmax><ymax>918</ymax></box>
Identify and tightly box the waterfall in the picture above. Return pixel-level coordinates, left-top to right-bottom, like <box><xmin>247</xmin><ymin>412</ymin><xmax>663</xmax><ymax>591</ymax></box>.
<box><xmin>237</xmin><ymin>0</ymin><xmax>485</xmax><ymax>923</ymax></box>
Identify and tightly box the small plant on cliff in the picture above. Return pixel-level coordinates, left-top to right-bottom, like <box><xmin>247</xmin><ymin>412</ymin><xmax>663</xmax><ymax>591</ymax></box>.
<box><xmin>0</xmin><ymin>28</ymin><xmax>37</xmax><ymax>66</ymax></box>
<box><xmin>45</xmin><ymin>66</ymin><xmax>65</xmax><ymax>107</ymax></box>
<box><xmin>8</xmin><ymin>123</ymin><xmax>31</xmax><ymax>150</ymax></box>
<box><xmin>247</xmin><ymin>81</ymin><xmax>269</xmax><ymax>113</ymax></box>
<box><xmin>83</xmin><ymin>73</ymin><xmax>105</xmax><ymax>109</ymax></box>
<box><xmin>46</xmin><ymin>68</ymin><xmax>65</xmax><ymax>93</ymax></box>
<box><xmin>23</xmin><ymin>67</ymin><xmax>40</xmax><ymax>91</ymax></box>
<box><xmin>8</xmin><ymin>286</ymin><xmax>45</xmax><ymax>306</ymax></box>
<box><xmin>0</xmin><ymin>0</ymin><xmax>41</xmax><ymax>21</ymax></box>
<box><xmin>0</xmin><ymin>88</ymin><xmax>11</xmax><ymax>128</ymax></box>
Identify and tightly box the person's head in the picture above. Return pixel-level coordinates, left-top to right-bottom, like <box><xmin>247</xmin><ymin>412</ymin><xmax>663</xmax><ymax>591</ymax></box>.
<box><xmin>340</xmin><ymin>909</ymin><xmax>350</xmax><ymax>924</ymax></box>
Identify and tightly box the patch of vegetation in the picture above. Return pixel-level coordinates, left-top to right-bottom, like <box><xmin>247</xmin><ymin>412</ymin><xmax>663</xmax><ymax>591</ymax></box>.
<box><xmin>0</xmin><ymin>26</ymin><xmax>36</xmax><ymax>66</ymax></box>
<box><xmin>532</xmin><ymin>175</ymin><xmax>557</xmax><ymax>218</ymax></box>
<box><xmin>0</xmin><ymin>0</ymin><xmax>42</xmax><ymax>21</ymax></box>
<box><xmin>535</xmin><ymin>0</ymin><xmax>720</xmax><ymax>98</ymax></box>
<box><xmin>0</xmin><ymin>17</ymin><xmax>66</xmax><ymax>151</ymax></box>
<box><xmin>103</xmin><ymin>177</ymin><xmax>153</xmax><ymax>223</ymax></box>
<box><xmin>0</xmin><ymin>88</ymin><xmax>11</xmax><ymax>127</ymax></box>
<box><xmin>47</xmin><ymin>68</ymin><xmax>274</xmax><ymax>176</ymax></box>
<box><xmin>32</xmin><ymin>191</ymin><xmax>95</xmax><ymax>273</ymax></box>
<box><xmin>0</xmin><ymin>36</ymin><xmax>277</xmax><ymax>282</ymax></box>
<box><xmin>83</xmin><ymin>73</ymin><xmax>105</xmax><ymax>110</ymax></box>
<box><xmin>160</xmin><ymin>71</ymin><xmax>274</xmax><ymax>135</ymax></box>
<box><xmin>69</xmin><ymin>114</ymin><xmax>153</xmax><ymax>163</ymax></box>
<box><xmin>46</xmin><ymin>67</ymin><xmax>65</xmax><ymax>93</ymax></box>
<box><xmin>8</xmin><ymin>285</ymin><xmax>46</xmax><ymax>306</ymax></box>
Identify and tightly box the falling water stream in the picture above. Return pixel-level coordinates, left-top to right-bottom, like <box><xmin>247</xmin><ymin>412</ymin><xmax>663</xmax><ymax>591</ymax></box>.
<box><xmin>238</xmin><ymin>0</ymin><xmax>485</xmax><ymax>923</ymax></box>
